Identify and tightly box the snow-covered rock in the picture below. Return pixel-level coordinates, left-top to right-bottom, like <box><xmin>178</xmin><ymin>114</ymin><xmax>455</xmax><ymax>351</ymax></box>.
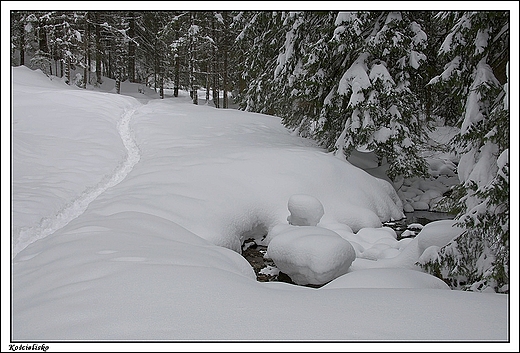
<box><xmin>411</xmin><ymin>201</ymin><xmax>429</xmax><ymax>210</ymax></box>
<box><xmin>286</xmin><ymin>194</ymin><xmax>324</xmax><ymax>226</ymax></box>
<box><xmin>267</xmin><ymin>226</ymin><xmax>356</xmax><ymax>285</ymax></box>
<box><xmin>403</xmin><ymin>202</ymin><xmax>414</xmax><ymax>213</ymax></box>
<box><xmin>356</xmin><ymin>226</ymin><xmax>397</xmax><ymax>243</ymax></box>
<box><xmin>415</xmin><ymin>219</ymin><xmax>465</xmax><ymax>253</ymax></box>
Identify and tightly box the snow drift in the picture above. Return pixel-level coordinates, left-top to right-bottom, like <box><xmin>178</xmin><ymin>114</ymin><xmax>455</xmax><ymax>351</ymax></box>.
<box><xmin>9</xmin><ymin>67</ymin><xmax>509</xmax><ymax>342</ymax></box>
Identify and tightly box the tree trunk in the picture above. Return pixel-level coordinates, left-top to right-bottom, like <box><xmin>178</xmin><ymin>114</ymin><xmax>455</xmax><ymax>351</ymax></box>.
<box><xmin>115</xmin><ymin>65</ymin><xmax>121</xmax><ymax>94</ymax></box>
<box><xmin>174</xmin><ymin>54</ymin><xmax>180</xmax><ymax>97</ymax></box>
<box><xmin>222</xmin><ymin>12</ymin><xmax>228</xmax><ymax>109</ymax></box>
<box><xmin>65</xmin><ymin>57</ymin><xmax>71</xmax><ymax>84</ymax></box>
<box><xmin>223</xmin><ymin>50</ymin><xmax>228</xmax><ymax>108</ymax></box>
<box><xmin>212</xmin><ymin>16</ymin><xmax>219</xmax><ymax>108</ymax></box>
<box><xmin>160</xmin><ymin>75</ymin><xmax>164</xmax><ymax>99</ymax></box>
<box><xmin>154</xmin><ymin>36</ymin><xmax>158</xmax><ymax>93</ymax></box>
<box><xmin>127</xmin><ymin>11</ymin><xmax>136</xmax><ymax>83</ymax></box>
<box><xmin>193</xmin><ymin>87</ymin><xmax>198</xmax><ymax>105</ymax></box>
<box><xmin>115</xmin><ymin>77</ymin><xmax>121</xmax><ymax>94</ymax></box>
<box><xmin>190</xmin><ymin>12</ymin><xmax>198</xmax><ymax>105</ymax></box>
<box><xmin>83</xmin><ymin>12</ymin><xmax>90</xmax><ymax>88</ymax></box>
<box><xmin>19</xmin><ymin>20</ymin><xmax>25</xmax><ymax>66</ymax></box>
<box><xmin>95</xmin><ymin>12</ymin><xmax>102</xmax><ymax>85</ymax></box>
<box><xmin>107</xmin><ymin>51</ymin><xmax>111</xmax><ymax>78</ymax></box>
<box><xmin>206</xmin><ymin>68</ymin><xmax>210</xmax><ymax>103</ymax></box>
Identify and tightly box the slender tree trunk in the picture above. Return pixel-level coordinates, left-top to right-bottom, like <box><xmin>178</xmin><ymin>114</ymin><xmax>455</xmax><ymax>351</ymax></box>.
<box><xmin>19</xmin><ymin>19</ymin><xmax>25</xmax><ymax>65</ymax></box>
<box><xmin>160</xmin><ymin>75</ymin><xmax>164</xmax><ymax>99</ymax></box>
<box><xmin>223</xmin><ymin>48</ymin><xmax>228</xmax><ymax>108</ymax></box>
<box><xmin>206</xmin><ymin>66</ymin><xmax>210</xmax><ymax>103</ymax></box>
<box><xmin>62</xmin><ymin>60</ymin><xmax>66</xmax><ymax>83</ymax></box>
<box><xmin>107</xmin><ymin>51</ymin><xmax>111</xmax><ymax>78</ymax></box>
<box><xmin>153</xmin><ymin>35</ymin><xmax>159</xmax><ymax>93</ymax></box>
<box><xmin>154</xmin><ymin>49</ymin><xmax>158</xmax><ymax>92</ymax></box>
<box><xmin>190</xmin><ymin>12</ymin><xmax>198</xmax><ymax>105</ymax></box>
<box><xmin>83</xmin><ymin>12</ymin><xmax>90</xmax><ymax>88</ymax></box>
<box><xmin>174</xmin><ymin>54</ymin><xmax>180</xmax><ymax>97</ymax></box>
<box><xmin>115</xmin><ymin>43</ymin><xmax>121</xmax><ymax>94</ymax></box>
<box><xmin>87</xmin><ymin>12</ymin><xmax>91</xmax><ymax>84</ymax></box>
<box><xmin>65</xmin><ymin>57</ymin><xmax>71</xmax><ymax>84</ymax></box>
<box><xmin>212</xmin><ymin>16</ymin><xmax>219</xmax><ymax>108</ymax></box>
<box><xmin>115</xmin><ymin>65</ymin><xmax>121</xmax><ymax>94</ymax></box>
<box><xmin>115</xmin><ymin>77</ymin><xmax>120</xmax><ymax>94</ymax></box>
<box><xmin>95</xmin><ymin>12</ymin><xmax>102</xmax><ymax>85</ymax></box>
<box><xmin>127</xmin><ymin>11</ymin><xmax>136</xmax><ymax>83</ymax></box>
<box><xmin>222</xmin><ymin>12</ymin><xmax>228</xmax><ymax>109</ymax></box>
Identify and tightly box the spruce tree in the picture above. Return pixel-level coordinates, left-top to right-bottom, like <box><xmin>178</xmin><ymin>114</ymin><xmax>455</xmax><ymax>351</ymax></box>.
<box><xmin>419</xmin><ymin>11</ymin><xmax>509</xmax><ymax>293</ymax></box>
<box><xmin>333</xmin><ymin>11</ymin><xmax>430</xmax><ymax>181</ymax></box>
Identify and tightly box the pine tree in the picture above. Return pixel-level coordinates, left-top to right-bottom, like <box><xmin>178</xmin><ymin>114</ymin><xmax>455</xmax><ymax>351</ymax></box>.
<box><xmin>419</xmin><ymin>11</ymin><xmax>509</xmax><ymax>293</ymax></box>
<box><xmin>329</xmin><ymin>11</ymin><xmax>431</xmax><ymax>181</ymax></box>
<box><xmin>272</xmin><ymin>12</ymin><xmax>314</xmax><ymax>122</ymax></box>
<box><xmin>310</xmin><ymin>11</ymin><xmax>373</xmax><ymax>153</ymax></box>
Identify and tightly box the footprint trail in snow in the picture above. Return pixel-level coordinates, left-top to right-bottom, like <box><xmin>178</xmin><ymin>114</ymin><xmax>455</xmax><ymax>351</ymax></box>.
<box><xmin>12</xmin><ymin>105</ymin><xmax>141</xmax><ymax>259</ymax></box>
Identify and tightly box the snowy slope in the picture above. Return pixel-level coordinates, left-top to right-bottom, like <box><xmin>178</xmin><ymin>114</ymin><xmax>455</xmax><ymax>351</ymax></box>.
<box><xmin>9</xmin><ymin>67</ymin><xmax>510</xmax><ymax>343</ymax></box>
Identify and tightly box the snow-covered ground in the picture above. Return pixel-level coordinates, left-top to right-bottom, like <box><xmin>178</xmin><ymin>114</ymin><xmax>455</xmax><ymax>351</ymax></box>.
<box><xmin>4</xmin><ymin>67</ymin><xmax>516</xmax><ymax>350</ymax></box>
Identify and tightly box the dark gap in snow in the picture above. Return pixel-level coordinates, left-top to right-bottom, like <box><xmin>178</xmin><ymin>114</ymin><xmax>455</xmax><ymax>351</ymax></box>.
<box><xmin>384</xmin><ymin>210</ymin><xmax>455</xmax><ymax>240</ymax></box>
<box><xmin>239</xmin><ymin>223</ymin><xmax>269</xmax><ymax>244</ymax></box>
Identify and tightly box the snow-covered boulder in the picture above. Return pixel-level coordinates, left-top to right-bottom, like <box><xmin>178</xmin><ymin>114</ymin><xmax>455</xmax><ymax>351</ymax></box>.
<box><xmin>415</xmin><ymin>219</ymin><xmax>465</xmax><ymax>253</ymax></box>
<box><xmin>267</xmin><ymin>226</ymin><xmax>356</xmax><ymax>285</ymax></box>
<box><xmin>287</xmin><ymin>194</ymin><xmax>324</xmax><ymax>226</ymax></box>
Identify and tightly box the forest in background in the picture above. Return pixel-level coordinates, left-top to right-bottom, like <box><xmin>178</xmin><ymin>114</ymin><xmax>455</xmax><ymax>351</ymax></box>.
<box><xmin>10</xmin><ymin>10</ymin><xmax>510</xmax><ymax>293</ymax></box>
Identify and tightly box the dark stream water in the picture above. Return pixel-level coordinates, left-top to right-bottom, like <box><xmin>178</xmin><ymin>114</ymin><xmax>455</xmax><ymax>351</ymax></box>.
<box><xmin>383</xmin><ymin>210</ymin><xmax>455</xmax><ymax>239</ymax></box>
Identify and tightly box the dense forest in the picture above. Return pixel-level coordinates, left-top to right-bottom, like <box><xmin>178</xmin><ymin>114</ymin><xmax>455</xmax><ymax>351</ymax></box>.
<box><xmin>10</xmin><ymin>10</ymin><xmax>510</xmax><ymax>293</ymax></box>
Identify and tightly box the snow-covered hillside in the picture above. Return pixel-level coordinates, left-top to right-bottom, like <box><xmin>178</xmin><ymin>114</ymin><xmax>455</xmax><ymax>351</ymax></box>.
<box><xmin>8</xmin><ymin>67</ymin><xmax>510</xmax><ymax>346</ymax></box>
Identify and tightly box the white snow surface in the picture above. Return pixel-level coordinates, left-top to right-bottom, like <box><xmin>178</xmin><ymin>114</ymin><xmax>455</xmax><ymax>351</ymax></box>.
<box><xmin>323</xmin><ymin>268</ymin><xmax>450</xmax><ymax>289</ymax></box>
<box><xmin>7</xmin><ymin>67</ymin><xmax>511</xmax><ymax>344</ymax></box>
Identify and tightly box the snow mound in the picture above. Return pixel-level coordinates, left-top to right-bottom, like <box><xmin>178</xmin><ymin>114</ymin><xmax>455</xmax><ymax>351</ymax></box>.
<box><xmin>267</xmin><ymin>227</ymin><xmax>356</xmax><ymax>285</ymax></box>
<box><xmin>415</xmin><ymin>219</ymin><xmax>465</xmax><ymax>253</ymax></box>
<box><xmin>287</xmin><ymin>194</ymin><xmax>324</xmax><ymax>226</ymax></box>
<box><xmin>323</xmin><ymin>268</ymin><xmax>450</xmax><ymax>289</ymax></box>
<box><xmin>347</xmin><ymin>227</ymin><xmax>399</xmax><ymax>260</ymax></box>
